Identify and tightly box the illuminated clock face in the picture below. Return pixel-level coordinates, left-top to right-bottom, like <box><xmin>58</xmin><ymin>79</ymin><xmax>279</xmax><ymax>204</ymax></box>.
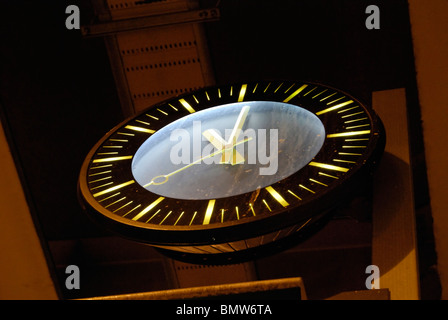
<box><xmin>78</xmin><ymin>81</ymin><xmax>385</xmax><ymax>263</ymax></box>
<box><xmin>131</xmin><ymin>101</ymin><xmax>326</xmax><ymax>200</ymax></box>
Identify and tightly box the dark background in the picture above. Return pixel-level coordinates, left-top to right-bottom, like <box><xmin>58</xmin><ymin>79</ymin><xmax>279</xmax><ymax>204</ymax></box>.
<box><xmin>0</xmin><ymin>0</ymin><xmax>434</xmax><ymax>298</ymax></box>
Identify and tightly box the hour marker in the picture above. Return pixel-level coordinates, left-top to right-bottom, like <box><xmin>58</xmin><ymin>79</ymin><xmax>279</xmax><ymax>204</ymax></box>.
<box><xmin>174</xmin><ymin>212</ymin><xmax>184</xmax><ymax>226</ymax></box>
<box><xmin>145</xmin><ymin>209</ymin><xmax>161</xmax><ymax>223</ymax></box>
<box><xmin>159</xmin><ymin>211</ymin><xmax>172</xmax><ymax>225</ymax></box>
<box><xmin>327</xmin><ymin>96</ymin><xmax>345</xmax><ymax>105</ymax></box>
<box><xmin>218</xmin><ymin>88</ymin><xmax>222</xmax><ymax>98</ymax></box>
<box><xmin>262</xmin><ymin>199</ymin><xmax>272</xmax><ymax>212</ymax></box>
<box><xmin>102</xmin><ymin>145</ymin><xmax>123</xmax><ymax>149</ymax></box>
<box><xmin>122</xmin><ymin>204</ymin><xmax>141</xmax><ymax>218</ymax></box>
<box><xmin>168</xmin><ymin>103</ymin><xmax>178</xmax><ymax>111</ymax></box>
<box><xmin>346</xmin><ymin>124</ymin><xmax>370</xmax><ymax>130</ymax></box>
<box><xmin>319</xmin><ymin>172</ymin><xmax>339</xmax><ymax>179</ymax></box>
<box><xmin>110</xmin><ymin>139</ymin><xmax>128</xmax><ymax>143</ymax></box>
<box><xmin>309</xmin><ymin>178</ymin><xmax>328</xmax><ymax>187</ymax></box>
<box><xmin>265</xmin><ymin>186</ymin><xmax>289</xmax><ymax>207</ymax></box>
<box><xmin>299</xmin><ymin>184</ymin><xmax>315</xmax><ymax>194</ymax></box>
<box><xmin>333</xmin><ymin>159</ymin><xmax>357</xmax><ymax>164</ymax></box>
<box><xmin>98</xmin><ymin>192</ymin><xmax>120</xmax><ymax>203</ymax></box>
<box><xmin>274</xmin><ymin>82</ymin><xmax>283</xmax><ymax>93</ymax></box>
<box><xmin>179</xmin><ymin>98</ymin><xmax>196</xmax><ymax>113</ymax></box>
<box><xmin>117</xmin><ymin>132</ymin><xmax>135</xmax><ymax>136</ymax></box>
<box><xmin>135</xmin><ymin>120</ymin><xmax>150</xmax><ymax>125</ymax></box>
<box><xmin>189</xmin><ymin>211</ymin><xmax>197</xmax><ymax>226</ymax></box>
<box><xmin>315</xmin><ymin>100</ymin><xmax>354</xmax><ymax>115</ymax></box>
<box><xmin>203</xmin><ymin>199</ymin><xmax>216</xmax><ymax>225</ymax></box>
<box><xmin>93</xmin><ymin>155</ymin><xmax>133</xmax><ymax>163</ymax></box>
<box><xmin>90</xmin><ymin>181</ymin><xmax>113</xmax><ymax>191</ymax></box>
<box><xmin>326</xmin><ymin>130</ymin><xmax>371</xmax><ymax>138</ymax></box>
<box><xmin>89</xmin><ymin>176</ymin><xmax>112</xmax><ymax>184</ymax></box>
<box><xmin>287</xmin><ymin>190</ymin><xmax>302</xmax><ymax>200</ymax></box>
<box><xmin>284</xmin><ymin>83</ymin><xmax>295</xmax><ymax>93</ymax></box>
<box><xmin>263</xmin><ymin>82</ymin><xmax>271</xmax><ymax>93</ymax></box>
<box><xmin>252</xmin><ymin>83</ymin><xmax>258</xmax><ymax>93</ymax></box>
<box><xmin>146</xmin><ymin>114</ymin><xmax>159</xmax><ymax>120</ymax></box>
<box><xmin>249</xmin><ymin>203</ymin><xmax>256</xmax><ymax>216</ymax></box>
<box><xmin>220</xmin><ymin>209</ymin><xmax>225</xmax><ymax>223</ymax></box>
<box><xmin>312</xmin><ymin>89</ymin><xmax>327</xmax><ymax>99</ymax></box>
<box><xmin>283</xmin><ymin>84</ymin><xmax>308</xmax><ymax>103</ymax></box>
<box><xmin>344</xmin><ymin>117</ymin><xmax>368</xmax><ymax>124</ymax></box>
<box><xmin>89</xmin><ymin>170</ymin><xmax>112</xmax><ymax>177</ymax></box>
<box><xmin>235</xmin><ymin>206</ymin><xmax>240</xmax><ymax>220</ymax></box>
<box><xmin>104</xmin><ymin>197</ymin><xmax>126</xmax><ymax>208</ymax></box>
<box><xmin>112</xmin><ymin>200</ymin><xmax>133</xmax><ymax>213</ymax></box>
<box><xmin>125</xmin><ymin>125</ymin><xmax>155</xmax><ymax>134</ymax></box>
<box><xmin>345</xmin><ymin>138</ymin><xmax>369</xmax><ymax>142</ymax></box>
<box><xmin>338</xmin><ymin>106</ymin><xmax>359</xmax><ymax>113</ymax></box>
<box><xmin>238</xmin><ymin>84</ymin><xmax>247</xmax><ymax>102</ymax></box>
<box><xmin>308</xmin><ymin>162</ymin><xmax>349</xmax><ymax>172</ymax></box>
<box><xmin>132</xmin><ymin>197</ymin><xmax>165</xmax><ymax>221</ymax></box>
<box><xmin>303</xmin><ymin>86</ymin><xmax>317</xmax><ymax>96</ymax></box>
<box><xmin>93</xmin><ymin>180</ymin><xmax>135</xmax><ymax>197</ymax></box>
<box><xmin>338</xmin><ymin>152</ymin><xmax>362</xmax><ymax>156</ymax></box>
<box><xmin>341</xmin><ymin>111</ymin><xmax>364</xmax><ymax>118</ymax></box>
<box><xmin>342</xmin><ymin>145</ymin><xmax>367</xmax><ymax>148</ymax></box>
<box><xmin>90</xmin><ymin>164</ymin><xmax>113</xmax><ymax>169</ymax></box>
<box><xmin>320</xmin><ymin>92</ymin><xmax>337</xmax><ymax>102</ymax></box>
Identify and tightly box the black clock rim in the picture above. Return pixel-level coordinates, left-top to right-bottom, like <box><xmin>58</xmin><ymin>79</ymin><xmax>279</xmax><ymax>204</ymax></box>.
<box><xmin>78</xmin><ymin>137</ymin><xmax>383</xmax><ymax>246</ymax></box>
<box><xmin>78</xmin><ymin>80</ymin><xmax>386</xmax><ymax>246</ymax></box>
<box><xmin>154</xmin><ymin>208</ymin><xmax>334</xmax><ymax>265</ymax></box>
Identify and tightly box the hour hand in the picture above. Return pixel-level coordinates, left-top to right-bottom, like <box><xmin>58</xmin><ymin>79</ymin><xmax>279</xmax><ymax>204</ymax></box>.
<box><xmin>202</xmin><ymin>129</ymin><xmax>245</xmax><ymax>165</ymax></box>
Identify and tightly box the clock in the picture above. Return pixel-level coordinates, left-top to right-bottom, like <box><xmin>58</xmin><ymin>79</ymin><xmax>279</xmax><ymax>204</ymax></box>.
<box><xmin>78</xmin><ymin>80</ymin><xmax>385</xmax><ymax>264</ymax></box>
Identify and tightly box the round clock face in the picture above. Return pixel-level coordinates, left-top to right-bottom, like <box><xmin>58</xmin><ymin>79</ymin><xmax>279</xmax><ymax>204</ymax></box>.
<box><xmin>78</xmin><ymin>80</ymin><xmax>385</xmax><ymax>263</ymax></box>
<box><xmin>131</xmin><ymin>101</ymin><xmax>325</xmax><ymax>200</ymax></box>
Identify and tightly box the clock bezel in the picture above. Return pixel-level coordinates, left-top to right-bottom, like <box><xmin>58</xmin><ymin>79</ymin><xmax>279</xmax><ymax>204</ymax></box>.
<box><xmin>78</xmin><ymin>80</ymin><xmax>385</xmax><ymax>247</ymax></box>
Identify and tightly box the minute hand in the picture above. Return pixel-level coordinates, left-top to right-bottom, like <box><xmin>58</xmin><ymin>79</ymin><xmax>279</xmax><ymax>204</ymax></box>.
<box><xmin>143</xmin><ymin>136</ymin><xmax>253</xmax><ymax>188</ymax></box>
<box><xmin>227</xmin><ymin>105</ymin><xmax>250</xmax><ymax>145</ymax></box>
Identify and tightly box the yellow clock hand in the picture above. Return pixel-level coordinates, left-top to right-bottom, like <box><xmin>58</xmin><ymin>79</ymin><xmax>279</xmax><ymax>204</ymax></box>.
<box><xmin>143</xmin><ymin>136</ymin><xmax>253</xmax><ymax>187</ymax></box>
<box><xmin>227</xmin><ymin>105</ymin><xmax>250</xmax><ymax>145</ymax></box>
<box><xmin>202</xmin><ymin>105</ymin><xmax>250</xmax><ymax>165</ymax></box>
<box><xmin>202</xmin><ymin>129</ymin><xmax>245</xmax><ymax>165</ymax></box>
